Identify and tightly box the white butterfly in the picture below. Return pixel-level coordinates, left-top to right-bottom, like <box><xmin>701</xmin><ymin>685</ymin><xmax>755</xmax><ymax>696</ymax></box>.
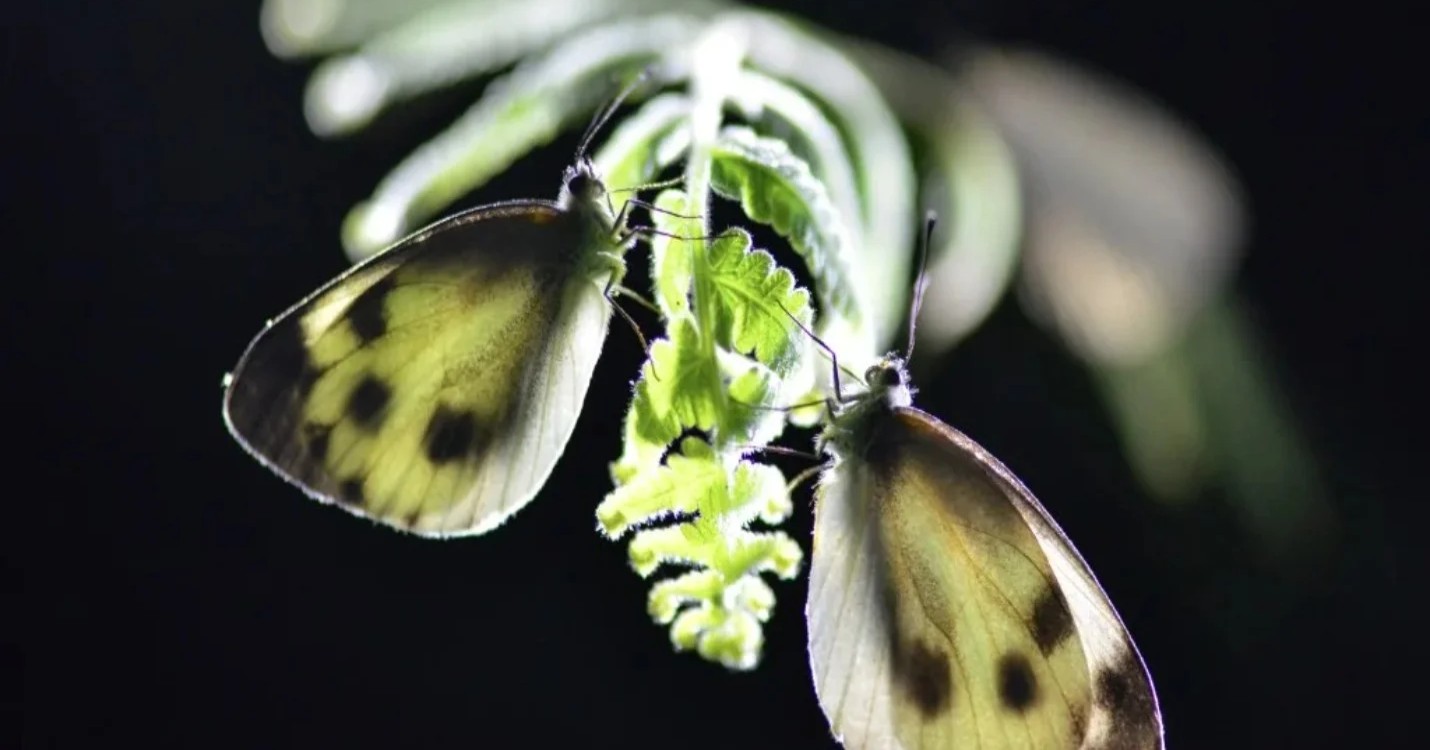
<box><xmin>804</xmin><ymin>219</ymin><xmax>1163</xmax><ymax>749</ymax></box>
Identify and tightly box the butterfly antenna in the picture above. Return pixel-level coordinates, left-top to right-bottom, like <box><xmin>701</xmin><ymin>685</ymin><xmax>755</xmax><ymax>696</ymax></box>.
<box><xmin>904</xmin><ymin>210</ymin><xmax>937</xmax><ymax>362</ymax></box>
<box><xmin>779</xmin><ymin>303</ymin><xmax>844</xmax><ymax>401</ymax></box>
<box><xmin>575</xmin><ymin>65</ymin><xmax>656</xmax><ymax>163</ymax></box>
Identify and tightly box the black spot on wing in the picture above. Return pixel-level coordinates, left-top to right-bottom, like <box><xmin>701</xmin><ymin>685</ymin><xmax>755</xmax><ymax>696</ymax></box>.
<box><xmin>997</xmin><ymin>653</ymin><xmax>1038</xmax><ymax>712</ymax></box>
<box><xmin>346</xmin><ymin>276</ymin><xmax>393</xmax><ymax>343</ymax></box>
<box><xmin>227</xmin><ymin>317</ymin><xmax>320</xmax><ymax>447</ymax></box>
<box><xmin>893</xmin><ymin>639</ymin><xmax>955</xmax><ymax>720</ymax></box>
<box><xmin>228</xmin><ymin>201</ymin><xmax>581</xmax><ymax>470</ymax></box>
<box><xmin>423</xmin><ymin>406</ymin><xmax>487</xmax><ymax>463</ymax></box>
<box><xmin>338</xmin><ymin>478</ymin><xmax>364</xmax><ymax>506</ymax></box>
<box><xmin>1093</xmin><ymin>652</ymin><xmax>1162</xmax><ymax>750</ymax></box>
<box><xmin>346</xmin><ymin>376</ymin><xmax>391</xmax><ymax>429</ymax></box>
<box><xmin>1032</xmin><ymin>585</ymin><xmax>1076</xmax><ymax>655</ymax></box>
<box><xmin>301</xmin><ymin>423</ymin><xmax>331</xmax><ymax>462</ymax></box>
<box><xmin>257</xmin><ymin>318</ymin><xmax>320</xmax><ymax>396</ymax></box>
<box><xmin>1097</xmin><ymin>666</ymin><xmax>1131</xmax><ymax>714</ymax></box>
<box><xmin>872</xmin><ymin>497</ymin><xmax>955</xmax><ymax>723</ymax></box>
<box><xmin>1071</xmin><ymin>703</ymin><xmax>1089</xmax><ymax>741</ymax></box>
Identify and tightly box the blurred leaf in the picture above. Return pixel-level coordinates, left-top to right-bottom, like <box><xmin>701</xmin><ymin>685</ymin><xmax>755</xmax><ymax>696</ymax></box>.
<box><xmin>297</xmin><ymin>0</ymin><xmax>690</xmax><ymax>135</ymax></box>
<box><xmin>339</xmin><ymin>14</ymin><xmax>699</xmax><ymax>259</ymax></box>
<box><xmin>261</xmin><ymin>0</ymin><xmax>453</xmax><ymax>58</ymax></box>
<box><xmin>848</xmin><ymin>39</ymin><xmax>1025</xmax><ymax>352</ymax></box>
<box><xmin>962</xmin><ymin>47</ymin><xmax>1245</xmax><ymax>366</ymax></box>
<box><xmin>737</xmin><ymin>11</ymin><xmax>916</xmax><ymax>355</ymax></box>
<box><xmin>590</xmin><ymin>92</ymin><xmax>692</xmax><ymax>194</ymax></box>
<box><xmin>1184</xmin><ymin>298</ymin><xmax>1337</xmax><ymax>570</ymax></box>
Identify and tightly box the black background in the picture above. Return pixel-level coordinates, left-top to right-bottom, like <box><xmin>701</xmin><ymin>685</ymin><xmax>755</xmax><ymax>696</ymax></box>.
<box><xmin>17</xmin><ymin>1</ymin><xmax>1421</xmax><ymax>748</ymax></box>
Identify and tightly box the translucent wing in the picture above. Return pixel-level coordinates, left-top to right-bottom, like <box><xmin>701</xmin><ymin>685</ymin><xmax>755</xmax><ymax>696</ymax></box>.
<box><xmin>223</xmin><ymin>201</ymin><xmax>613</xmax><ymax>536</ymax></box>
<box><xmin>809</xmin><ymin>405</ymin><xmax>1161</xmax><ymax>749</ymax></box>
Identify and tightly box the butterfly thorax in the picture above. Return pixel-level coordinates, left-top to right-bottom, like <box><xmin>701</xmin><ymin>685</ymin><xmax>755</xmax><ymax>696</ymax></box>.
<box><xmin>821</xmin><ymin>355</ymin><xmax>915</xmax><ymax>462</ymax></box>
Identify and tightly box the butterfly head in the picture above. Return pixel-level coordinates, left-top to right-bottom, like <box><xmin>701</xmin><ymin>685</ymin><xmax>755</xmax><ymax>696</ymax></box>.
<box><xmin>560</xmin><ymin>67</ymin><xmax>656</xmax><ymax>227</ymax></box>
<box><xmin>862</xmin><ymin>355</ymin><xmax>915</xmax><ymax>410</ymax></box>
<box><xmin>819</xmin><ymin>354</ymin><xmax>914</xmax><ymax>460</ymax></box>
<box><xmin>561</xmin><ymin>157</ymin><xmax>607</xmax><ymax>204</ymax></box>
<box><xmin>559</xmin><ymin>157</ymin><xmax>617</xmax><ymax>228</ymax></box>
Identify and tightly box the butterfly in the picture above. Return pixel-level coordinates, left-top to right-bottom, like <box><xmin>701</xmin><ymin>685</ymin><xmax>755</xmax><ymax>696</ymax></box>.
<box><xmin>222</xmin><ymin>83</ymin><xmax>647</xmax><ymax>537</ymax></box>
<box><xmin>802</xmin><ymin>216</ymin><xmax>1164</xmax><ymax>749</ymax></box>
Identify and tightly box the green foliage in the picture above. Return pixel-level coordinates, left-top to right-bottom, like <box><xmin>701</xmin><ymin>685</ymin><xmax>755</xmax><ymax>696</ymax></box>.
<box><xmin>262</xmin><ymin>0</ymin><xmax>1325</xmax><ymax>671</ymax></box>
<box><xmin>337</xmin><ymin>13</ymin><xmax>703</xmax><ymax>260</ymax></box>
<box><xmin>705</xmin><ymin>227</ymin><xmax>810</xmax><ymax>372</ymax></box>
<box><xmin>600</xmin><ymin>436</ymin><xmax>800</xmax><ymax>669</ymax></box>
<box><xmin>601</xmin><ymin>176</ymin><xmax>811</xmax><ymax>665</ymax></box>
<box><xmin>709</xmin><ymin>128</ymin><xmax>859</xmax><ymax>334</ymax></box>
<box><xmin>264</xmin><ymin>1</ymin><xmax>939</xmax><ymax>669</ymax></box>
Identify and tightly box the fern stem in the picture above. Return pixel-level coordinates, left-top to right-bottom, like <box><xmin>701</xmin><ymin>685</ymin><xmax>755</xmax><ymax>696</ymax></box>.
<box><xmin>684</xmin><ymin>18</ymin><xmax>748</xmax><ymax>454</ymax></box>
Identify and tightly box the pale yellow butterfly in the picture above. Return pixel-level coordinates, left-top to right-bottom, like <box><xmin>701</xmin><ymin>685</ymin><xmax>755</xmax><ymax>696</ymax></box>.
<box><xmin>222</xmin><ymin>78</ymin><xmax>651</xmax><ymax>537</ymax></box>
<box><xmin>804</xmin><ymin>216</ymin><xmax>1163</xmax><ymax>749</ymax></box>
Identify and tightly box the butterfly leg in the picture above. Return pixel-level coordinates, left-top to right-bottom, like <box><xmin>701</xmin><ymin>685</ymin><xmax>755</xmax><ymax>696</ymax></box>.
<box><xmin>617</xmin><ymin>225</ymin><xmax>733</xmax><ymax>248</ymax></box>
<box><xmin>778</xmin><ymin>303</ymin><xmax>845</xmax><ymax>401</ymax></box>
<box><xmin>728</xmin><ymin>396</ymin><xmax>829</xmax><ymax>413</ymax></box>
<box><xmin>622</xmin><ymin>196</ymin><xmax>705</xmax><ymax>221</ymax></box>
<box><xmin>605</xmin><ymin>183</ymin><xmax>682</xmax><ymax>230</ymax></box>
<box><xmin>611</xmin><ymin>285</ymin><xmax>661</xmax><ymax>316</ymax></box>
<box><xmin>783</xmin><ymin>463</ymin><xmax>826</xmax><ymax>503</ymax></box>
<box><xmin>610</xmin><ymin>192</ymin><xmax>705</xmax><ymax>237</ymax></box>
<box><xmin>598</xmin><ymin>268</ymin><xmax>658</xmax><ymax>377</ymax></box>
<box><xmin>610</xmin><ymin>196</ymin><xmax>639</xmax><ymax>235</ymax></box>
<box><xmin>735</xmin><ymin>443</ymin><xmax>823</xmax><ymax>462</ymax></box>
<box><xmin>610</xmin><ymin>176</ymin><xmax>686</xmax><ymax>196</ymax></box>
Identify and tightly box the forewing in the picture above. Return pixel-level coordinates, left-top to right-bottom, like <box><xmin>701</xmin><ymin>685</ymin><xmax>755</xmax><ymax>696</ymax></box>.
<box><xmin>911</xmin><ymin>409</ymin><xmax>1165</xmax><ymax>749</ymax></box>
<box><xmin>808</xmin><ymin>406</ymin><xmax>1161</xmax><ymax>749</ymax></box>
<box><xmin>224</xmin><ymin>202</ymin><xmax>612</xmax><ymax>536</ymax></box>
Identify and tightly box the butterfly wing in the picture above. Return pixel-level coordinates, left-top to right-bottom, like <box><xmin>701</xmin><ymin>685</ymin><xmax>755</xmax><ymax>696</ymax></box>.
<box><xmin>808</xmin><ymin>406</ymin><xmax>1161</xmax><ymax>749</ymax></box>
<box><xmin>223</xmin><ymin>201</ymin><xmax>613</xmax><ymax>536</ymax></box>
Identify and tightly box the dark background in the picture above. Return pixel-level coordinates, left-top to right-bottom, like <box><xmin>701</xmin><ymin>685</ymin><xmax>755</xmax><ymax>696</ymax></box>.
<box><xmin>18</xmin><ymin>1</ymin><xmax>1420</xmax><ymax>747</ymax></box>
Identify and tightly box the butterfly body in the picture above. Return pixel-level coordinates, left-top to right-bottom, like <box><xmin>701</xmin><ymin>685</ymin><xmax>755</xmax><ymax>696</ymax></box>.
<box><xmin>224</xmin><ymin>165</ymin><xmax>627</xmax><ymax>537</ymax></box>
<box><xmin>808</xmin><ymin>357</ymin><xmax>1162</xmax><ymax>749</ymax></box>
